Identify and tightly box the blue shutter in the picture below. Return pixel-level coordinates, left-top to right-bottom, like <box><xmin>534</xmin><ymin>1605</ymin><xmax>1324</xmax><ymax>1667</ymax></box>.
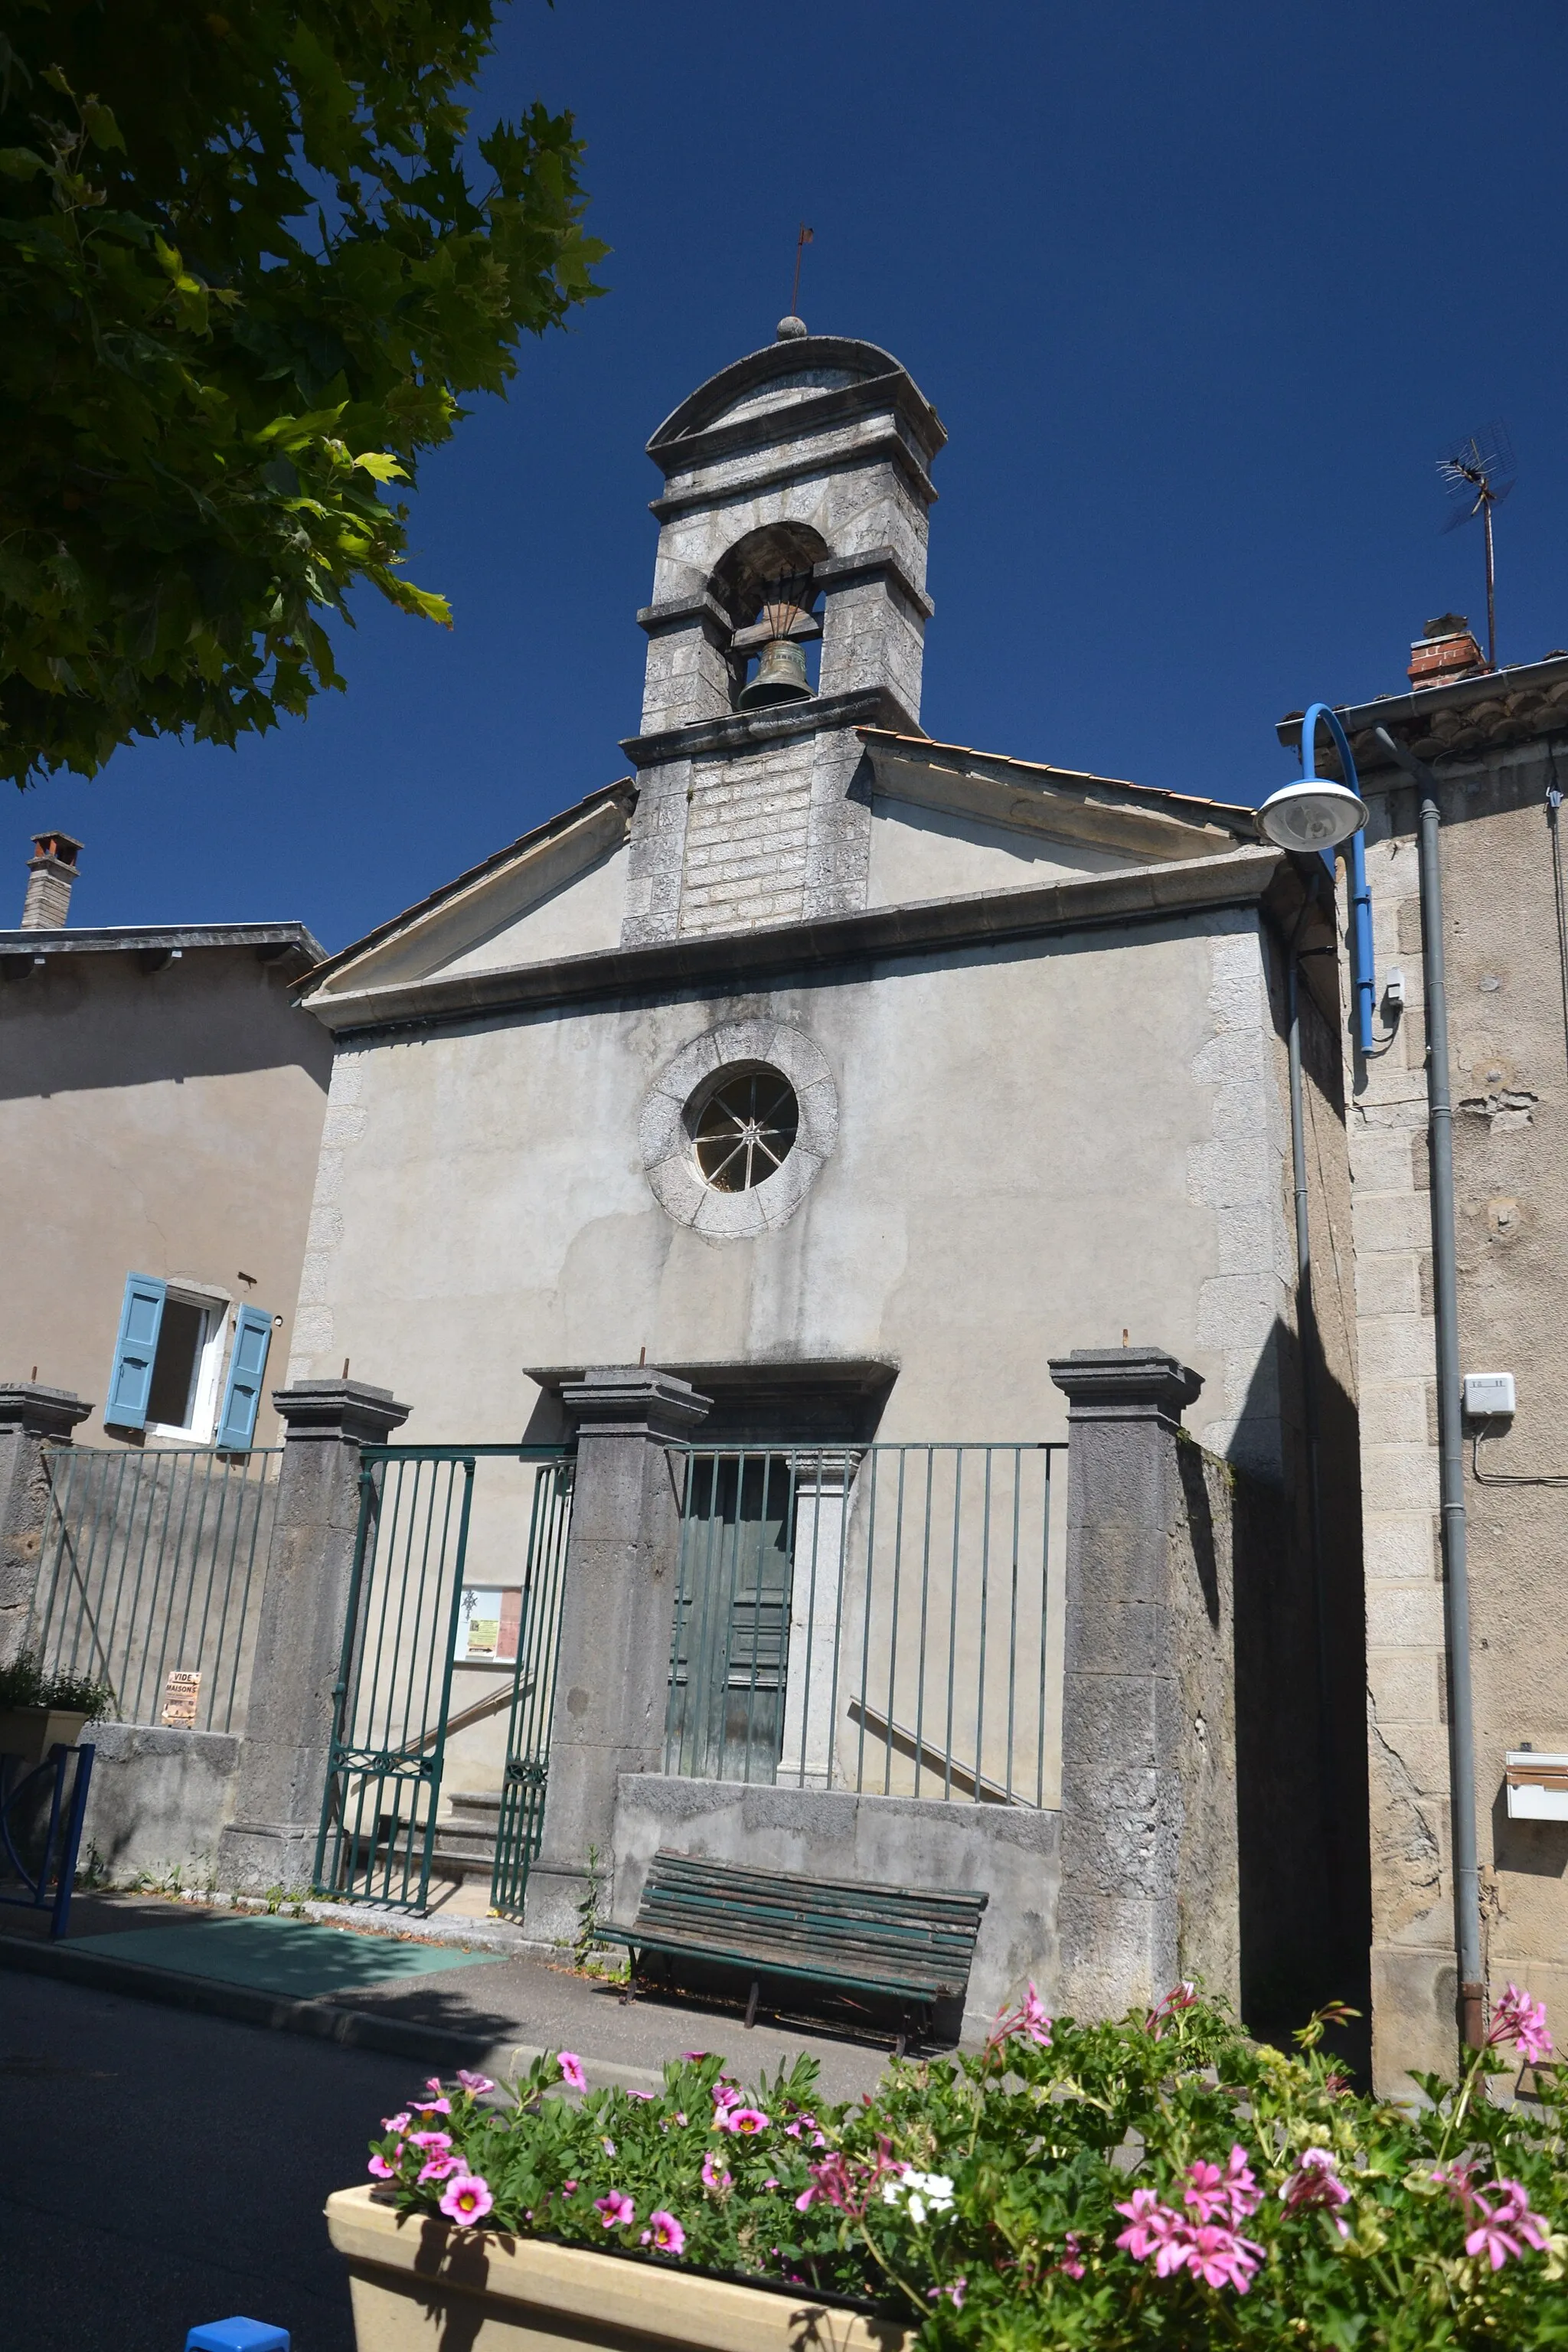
<box><xmin>106</xmin><ymin>1274</ymin><xmax>166</xmax><ymax>1429</ymax></box>
<box><xmin>215</xmin><ymin>1305</ymin><xmax>273</xmax><ymax>1452</ymax></box>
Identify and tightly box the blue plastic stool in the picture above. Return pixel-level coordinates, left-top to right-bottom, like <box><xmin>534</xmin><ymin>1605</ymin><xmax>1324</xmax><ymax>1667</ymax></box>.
<box><xmin>185</xmin><ymin>2324</ymin><xmax>289</xmax><ymax>2352</ymax></box>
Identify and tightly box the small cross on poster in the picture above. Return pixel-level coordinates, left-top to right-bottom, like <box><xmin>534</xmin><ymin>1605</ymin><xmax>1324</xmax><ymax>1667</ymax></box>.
<box><xmin>160</xmin><ymin>1669</ymin><xmax>201</xmax><ymax>1730</ymax></box>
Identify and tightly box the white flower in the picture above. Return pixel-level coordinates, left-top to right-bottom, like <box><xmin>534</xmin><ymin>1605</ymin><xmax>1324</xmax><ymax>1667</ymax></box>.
<box><xmin>882</xmin><ymin>2168</ymin><xmax>956</xmax><ymax>2224</ymax></box>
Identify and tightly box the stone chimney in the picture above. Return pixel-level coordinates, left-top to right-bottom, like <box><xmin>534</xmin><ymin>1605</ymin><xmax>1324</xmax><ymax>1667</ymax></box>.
<box><xmin>21</xmin><ymin>831</ymin><xmax>83</xmax><ymax>929</ymax></box>
<box><xmin>1407</xmin><ymin>613</ymin><xmax>1485</xmax><ymax>691</ymax></box>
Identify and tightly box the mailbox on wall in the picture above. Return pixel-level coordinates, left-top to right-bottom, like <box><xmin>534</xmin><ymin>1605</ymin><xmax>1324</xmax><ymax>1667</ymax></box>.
<box><xmin>1505</xmin><ymin>1753</ymin><xmax>1568</xmax><ymax>1821</ymax></box>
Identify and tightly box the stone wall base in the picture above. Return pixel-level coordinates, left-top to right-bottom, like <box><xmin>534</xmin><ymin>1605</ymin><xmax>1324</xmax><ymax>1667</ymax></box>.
<box><xmin>80</xmin><ymin>1722</ymin><xmax>240</xmax><ymax>1886</ymax></box>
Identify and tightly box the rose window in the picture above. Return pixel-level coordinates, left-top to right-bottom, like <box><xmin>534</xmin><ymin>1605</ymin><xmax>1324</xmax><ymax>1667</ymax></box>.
<box><xmin>691</xmin><ymin>1069</ymin><xmax>800</xmax><ymax>1192</ymax></box>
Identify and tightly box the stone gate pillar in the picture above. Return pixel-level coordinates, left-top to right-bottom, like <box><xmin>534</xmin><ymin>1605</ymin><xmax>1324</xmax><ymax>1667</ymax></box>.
<box><xmin>1048</xmin><ymin>1345</ymin><xmax>1237</xmax><ymax>2021</ymax></box>
<box><xmin>0</xmin><ymin>1384</ymin><xmax>93</xmax><ymax>1668</ymax></box>
<box><xmin>521</xmin><ymin>1367</ymin><xmax>710</xmax><ymax>1945</ymax></box>
<box><xmin>218</xmin><ymin>1379</ymin><xmax>410</xmax><ymax>1893</ymax></box>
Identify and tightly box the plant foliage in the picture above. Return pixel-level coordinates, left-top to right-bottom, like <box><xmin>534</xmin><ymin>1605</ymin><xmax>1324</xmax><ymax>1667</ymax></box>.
<box><xmin>0</xmin><ymin>1</ymin><xmax>605</xmax><ymax>789</ymax></box>
<box><xmin>367</xmin><ymin>1986</ymin><xmax>1568</xmax><ymax>2347</ymax></box>
<box><xmin>0</xmin><ymin>1644</ymin><xmax>113</xmax><ymax>1717</ymax></box>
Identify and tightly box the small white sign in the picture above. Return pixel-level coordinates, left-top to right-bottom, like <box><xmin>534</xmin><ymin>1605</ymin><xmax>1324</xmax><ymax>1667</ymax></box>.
<box><xmin>1506</xmin><ymin>1752</ymin><xmax>1568</xmax><ymax>1821</ymax></box>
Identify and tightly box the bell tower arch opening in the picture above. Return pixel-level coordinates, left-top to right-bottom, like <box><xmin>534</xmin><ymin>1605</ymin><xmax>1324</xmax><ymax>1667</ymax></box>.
<box><xmin>709</xmin><ymin>523</ymin><xmax>828</xmax><ymax>711</ymax></box>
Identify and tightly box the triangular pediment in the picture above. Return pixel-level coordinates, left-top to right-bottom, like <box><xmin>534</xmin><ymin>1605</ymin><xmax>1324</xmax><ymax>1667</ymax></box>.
<box><xmin>300</xmin><ymin>785</ymin><xmax>634</xmax><ymax>1010</ymax></box>
<box><xmin>861</xmin><ymin>730</ymin><xmax>1255</xmax><ymax>909</ymax></box>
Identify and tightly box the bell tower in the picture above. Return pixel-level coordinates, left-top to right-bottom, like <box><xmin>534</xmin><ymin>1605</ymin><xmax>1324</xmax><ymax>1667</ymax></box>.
<box><xmin>620</xmin><ymin>321</ymin><xmax>945</xmax><ymax>946</ymax></box>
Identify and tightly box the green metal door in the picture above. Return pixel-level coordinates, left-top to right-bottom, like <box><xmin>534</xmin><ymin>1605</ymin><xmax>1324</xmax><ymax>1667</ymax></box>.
<box><xmin>665</xmin><ymin>1451</ymin><xmax>793</xmax><ymax>1783</ymax></box>
<box><xmin>490</xmin><ymin>1459</ymin><xmax>574</xmax><ymax>1915</ymax></box>
<box><xmin>314</xmin><ymin>1445</ymin><xmax>573</xmax><ymax>1911</ymax></box>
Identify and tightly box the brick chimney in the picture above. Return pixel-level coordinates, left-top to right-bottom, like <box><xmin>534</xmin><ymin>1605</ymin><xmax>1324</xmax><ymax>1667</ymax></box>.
<box><xmin>1408</xmin><ymin>612</ymin><xmax>1485</xmax><ymax>691</ymax></box>
<box><xmin>21</xmin><ymin>831</ymin><xmax>83</xmax><ymax>929</ymax></box>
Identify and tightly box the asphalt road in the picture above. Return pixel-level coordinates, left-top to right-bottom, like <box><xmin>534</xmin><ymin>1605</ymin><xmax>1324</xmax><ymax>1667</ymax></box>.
<box><xmin>3</xmin><ymin>1973</ymin><xmax>415</xmax><ymax>2352</ymax></box>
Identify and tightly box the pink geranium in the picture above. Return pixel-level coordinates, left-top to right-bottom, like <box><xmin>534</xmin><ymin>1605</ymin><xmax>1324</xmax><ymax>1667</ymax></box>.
<box><xmin>1281</xmin><ymin>2148</ymin><xmax>1351</xmax><ymax>2237</ymax></box>
<box><xmin>1488</xmin><ymin>1984</ymin><xmax>1554</xmax><ymax>2067</ymax></box>
<box><xmin>1116</xmin><ymin>2188</ymin><xmax>1186</xmax><ymax>2268</ymax></box>
<box><xmin>1184</xmin><ymin>2224</ymin><xmax>1263</xmax><ymax>2292</ymax></box>
<box><xmin>557</xmin><ymin>2051</ymin><xmax>587</xmax><ymax>2091</ymax></box>
<box><xmin>595</xmin><ymin>2190</ymin><xmax>635</xmax><ymax>2230</ymax></box>
<box><xmin>1464</xmin><ymin>2180</ymin><xmax>1550</xmax><ymax>2271</ymax></box>
<box><xmin>1184</xmin><ymin>2145</ymin><xmax>1262</xmax><ymax>2226</ymax></box>
<box><xmin>439</xmin><ymin>2174</ymin><xmax>494</xmax><ymax>2226</ymax></box>
<box><xmin>717</xmin><ymin>2105</ymin><xmax>769</xmax><ymax>2135</ymax></box>
<box><xmin>1055</xmin><ymin>2234</ymin><xmax>1085</xmax><ymax>2280</ymax></box>
<box><xmin>642</xmin><ymin>2210</ymin><xmax>686</xmax><ymax>2255</ymax></box>
<box><xmin>1144</xmin><ymin>1981</ymin><xmax>1198</xmax><ymax>2039</ymax></box>
<box><xmin>988</xmin><ymin>1981</ymin><xmax>1054</xmax><ymax>2050</ymax></box>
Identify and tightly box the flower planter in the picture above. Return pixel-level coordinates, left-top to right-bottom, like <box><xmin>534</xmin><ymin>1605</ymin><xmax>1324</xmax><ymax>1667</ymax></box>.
<box><xmin>325</xmin><ymin>2184</ymin><xmax>913</xmax><ymax>2352</ymax></box>
<box><xmin>0</xmin><ymin>1708</ymin><xmax>90</xmax><ymax>1765</ymax></box>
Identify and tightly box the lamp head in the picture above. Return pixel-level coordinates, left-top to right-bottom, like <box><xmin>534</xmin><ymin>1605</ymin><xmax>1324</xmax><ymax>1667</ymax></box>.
<box><xmin>1256</xmin><ymin>779</ymin><xmax>1367</xmax><ymax>852</ymax></box>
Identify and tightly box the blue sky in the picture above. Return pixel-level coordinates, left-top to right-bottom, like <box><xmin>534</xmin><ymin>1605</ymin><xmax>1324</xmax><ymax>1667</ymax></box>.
<box><xmin>16</xmin><ymin>1</ymin><xmax>1568</xmax><ymax>949</ymax></box>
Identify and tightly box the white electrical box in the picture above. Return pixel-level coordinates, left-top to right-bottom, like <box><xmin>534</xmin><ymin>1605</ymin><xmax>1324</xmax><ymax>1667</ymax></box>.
<box><xmin>1463</xmin><ymin>1371</ymin><xmax>1516</xmax><ymax>1419</ymax></box>
<box><xmin>1506</xmin><ymin>1753</ymin><xmax>1568</xmax><ymax>1821</ymax></box>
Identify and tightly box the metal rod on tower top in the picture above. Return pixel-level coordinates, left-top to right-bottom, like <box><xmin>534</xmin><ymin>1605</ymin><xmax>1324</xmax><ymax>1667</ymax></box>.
<box><xmin>790</xmin><ymin>224</ymin><xmax>813</xmax><ymax>318</ymax></box>
<box><xmin>1483</xmin><ymin>497</ymin><xmax>1497</xmax><ymax>670</ymax></box>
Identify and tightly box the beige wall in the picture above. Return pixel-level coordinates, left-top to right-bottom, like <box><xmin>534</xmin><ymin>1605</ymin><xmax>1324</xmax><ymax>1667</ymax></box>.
<box><xmin>0</xmin><ymin>946</ymin><xmax>332</xmax><ymax>1445</ymax></box>
<box><xmin>1345</xmin><ymin>738</ymin><xmax>1568</xmax><ymax>2090</ymax></box>
<box><xmin>289</xmin><ymin>908</ymin><xmax>1298</xmax><ymax>1471</ymax></box>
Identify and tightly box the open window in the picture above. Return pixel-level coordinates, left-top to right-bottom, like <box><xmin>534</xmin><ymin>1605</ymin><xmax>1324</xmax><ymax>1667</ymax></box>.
<box><xmin>105</xmin><ymin>1276</ymin><xmax>273</xmax><ymax>1448</ymax></box>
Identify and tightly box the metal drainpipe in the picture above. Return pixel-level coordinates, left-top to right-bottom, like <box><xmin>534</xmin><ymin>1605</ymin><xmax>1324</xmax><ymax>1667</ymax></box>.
<box><xmin>1373</xmin><ymin>725</ymin><xmax>1485</xmax><ymax>2050</ymax></box>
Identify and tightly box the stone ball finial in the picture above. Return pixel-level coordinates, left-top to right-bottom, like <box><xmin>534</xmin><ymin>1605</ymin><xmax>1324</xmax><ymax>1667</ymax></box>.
<box><xmin>776</xmin><ymin>315</ymin><xmax>808</xmax><ymax>341</ymax></box>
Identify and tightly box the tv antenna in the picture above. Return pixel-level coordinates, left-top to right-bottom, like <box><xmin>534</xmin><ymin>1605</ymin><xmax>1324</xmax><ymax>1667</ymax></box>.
<box><xmin>1437</xmin><ymin>423</ymin><xmax>1515</xmax><ymax>670</ymax></box>
<box><xmin>789</xmin><ymin>223</ymin><xmax>813</xmax><ymax>322</ymax></box>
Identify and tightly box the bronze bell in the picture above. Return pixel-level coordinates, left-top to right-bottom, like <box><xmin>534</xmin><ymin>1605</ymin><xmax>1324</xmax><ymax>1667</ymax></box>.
<box><xmin>738</xmin><ymin>630</ymin><xmax>812</xmax><ymax>709</ymax></box>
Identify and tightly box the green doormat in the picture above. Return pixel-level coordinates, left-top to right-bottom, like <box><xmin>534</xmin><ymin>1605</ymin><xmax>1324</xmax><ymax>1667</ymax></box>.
<box><xmin>70</xmin><ymin>1914</ymin><xmax>495</xmax><ymax>1999</ymax></box>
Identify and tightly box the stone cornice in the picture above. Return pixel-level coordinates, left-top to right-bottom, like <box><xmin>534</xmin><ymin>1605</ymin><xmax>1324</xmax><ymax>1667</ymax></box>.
<box><xmin>302</xmin><ymin>844</ymin><xmax>1286</xmax><ymax>1040</ymax></box>
<box><xmin>620</xmin><ymin>686</ymin><xmax>907</xmax><ymax>771</ymax></box>
<box><xmin>1047</xmin><ymin>1348</ymin><xmax>1204</xmax><ymax>1430</ymax></box>
<box><xmin>646</xmin><ymin>336</ymin><xmax>945</xmax><ymax>476</ymax></box>
<box><xmin>649</xmin><ymin>430</ymin><xmax>937</xmax><ymax>524</ymax></box>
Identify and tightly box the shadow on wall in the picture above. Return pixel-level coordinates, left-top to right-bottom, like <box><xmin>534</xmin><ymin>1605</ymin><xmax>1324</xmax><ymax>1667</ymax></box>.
<box><xmin>1227</xmin><ymin>1316</ymin><xmax>1371</xmax><ymax>2066</ymax></box>
<box><xmin>0</xmin><ymin>957</ymin><xmax>335</xmax><ymax>1103</ymax></box>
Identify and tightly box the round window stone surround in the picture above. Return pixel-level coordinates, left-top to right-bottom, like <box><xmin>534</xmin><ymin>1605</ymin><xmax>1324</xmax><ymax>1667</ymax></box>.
<box><xmin>639</xmin><ymin>1019</ymin><xmax>838</xmax><ymax>1239</ymax></box>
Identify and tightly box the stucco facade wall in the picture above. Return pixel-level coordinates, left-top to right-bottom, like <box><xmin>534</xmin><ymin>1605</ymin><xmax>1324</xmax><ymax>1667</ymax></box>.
<box><xmin>0</xmin><ymin>949</ymin><xmax>332</xmax><ymax>1445</ymax></box>
<box><xmin>288</xmin><ymin>910</ymin><xmax>1295</xmax><ymax>1481</ymax></box>
<box><xmin>1345</xmin><ymin>740</ymin><xmax>1568</xmax><ymax>2090</ymax></box>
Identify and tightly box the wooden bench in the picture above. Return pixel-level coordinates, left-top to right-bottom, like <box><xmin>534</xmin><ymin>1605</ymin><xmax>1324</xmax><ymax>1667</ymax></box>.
<box><xmin>599</xmin><ymin>1850</ymin><xmax>988</xmax><ymax>2049</ymax></box>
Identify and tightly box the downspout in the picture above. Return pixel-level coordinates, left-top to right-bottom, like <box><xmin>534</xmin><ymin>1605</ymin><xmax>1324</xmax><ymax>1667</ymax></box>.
<box><xmin>1373</xmin><ymin>724</ymin><xmax>1484</xmax><ymax>2050</ymax></box>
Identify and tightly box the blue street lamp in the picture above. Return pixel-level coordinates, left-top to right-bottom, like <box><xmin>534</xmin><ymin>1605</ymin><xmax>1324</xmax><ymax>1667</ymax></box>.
<box><xmin>1258</xmin><ymin>701</ymin><xmax>1374</xmax><ymax>1054</ymax></box>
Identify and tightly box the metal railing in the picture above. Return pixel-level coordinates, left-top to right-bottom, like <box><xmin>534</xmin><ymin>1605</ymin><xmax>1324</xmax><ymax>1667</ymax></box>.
<box><xmin>30</xmin><ymin>1446</ymin><xmax>282</xmax><ymax>1736</ymax></box>
<box><xmin>665</xmin><ymin>1443</ymin><xmax>1063</xmax><ymax>1808</ymax></box>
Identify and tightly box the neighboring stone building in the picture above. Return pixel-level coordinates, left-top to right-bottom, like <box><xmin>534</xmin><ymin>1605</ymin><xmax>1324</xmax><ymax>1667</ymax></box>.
<box><xmin>274</xmin><ymin>325</ymin><xmax>1369</xmax><ymax>2034</ymax></box>
<box><xmin>0</xmin><ymin>832</ymin><xmax>331</xmax><ymax>1449</ymax></box>
<box><xmin>1292</xmin><ymin>626</ymin><xmax>1568</xmax><ymax>2092</ymax></box>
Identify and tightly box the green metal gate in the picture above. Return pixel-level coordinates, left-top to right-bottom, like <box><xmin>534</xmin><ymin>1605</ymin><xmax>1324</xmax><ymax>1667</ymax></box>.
<box><xmin>313</xmin><ymin>1444</ymin><xmax>573</xmax><ymax>1912</ymax></box>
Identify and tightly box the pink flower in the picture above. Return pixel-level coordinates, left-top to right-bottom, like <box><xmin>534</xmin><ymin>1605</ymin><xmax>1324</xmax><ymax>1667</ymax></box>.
<box><xmin>368</xmin><ymin>2151</ymin><xmax>397</xmax><ymax>2179</ymax></box>
<box><xmin>407</xmin><ymin>2131</ymin><xmax>452</xmax><ymax>2152</ymax></box>
<box><xmin>1488</xmin><ymin>1984</ymin><xmax>1554</xmax><ymax>2066</ymax></box>
<box><xmin>926</xmin><ymin>2278</ymin><xmax>967</xmax><ymax>2307</ymax></box>
<box><xmin>702</xmin><ymin>2150</ymin><xmax>733</xmax><ymax>2192</ymax></box>
<box><xmin>410</xmin><ymin>2097</ymin><xmax>452</xmax><ymax>2117</ymax></box>
<box><xmin>419</xmin><ymin>2153</ymin><xmax>462</xmax><ymax>2183</ymax></box>
<box><xmin>681</xmin><ymin>2050</ymin><xmax>709</xmax><ymax>2060</ymax></box>
<box><xmin>763</xmin><ymin>2175</ymin><xmax>779</xmax><ymax>2189</ymax></box>
<box><xmin>1144</xmin><ymin>1981</ymin><xmax>1198</xmax><ymax>2038</ymax></box>
<box><xmin>1281</xmin><ymin>2148</ymin><xmax>1351</xmax><ymax>2237</ymax></box>
<box><xmin>456</xmin><ymin>2069</ymin><xmax>495</xmax><ymax>2095</ymax></box>
<box><xmin>712</xmin><ymin>2082</ymin><xmax>743</xmax><ymax>2109</ymax></box>
<box><xmin>595</xmin><ymin>2190</ymin><xmax>635</xmax><ymax>2230</ymax></box>
<box><xmin>717</xmin><ymin>2105</ymin><xmax>769</xmax><ymax>2135</ymax></box>
<box><xmin>799</xmin><ymin>2152</ymin><xmax>859</xmax><ymax>2215</ymax></box>
<box><xmin>641</xmin><ymin>2210</ymin><xmax>686</xmax><ymax>2256</ymax></box>
<box><xmin>439</xmin><ymin>2174</ymin><xmax>494</xmax><ymax>2226</ymax></box>
<box><xmin>557</xmin><ymin>2051</ymin><xmax>586</xmax><ymax>2091</ymax></box>
<box><xmin>381</xmin><ymin>2112</ymin><xmax>411</xmax><ymax>2136</ymax></box>
<box><xmin>1184</xmin><ymin>2145</ymin><xmax>1261</xmax><ymax>2225</ymax></box>
<box><xmin>1184</xmin><ymin>2224</ymin><xmax>1263</xmax><ymax>2292</ymax></box>
<box><xmin>1056</xmin><ymin>2233</ymin><xmax>1085</xmax><ymax>2280</ymax></box>
<box><xmin>1465</xmin><ymin>2180</ymin><xmax>1550</xmax><ymax>2270</ymax></box>
<box><xmin>422</xmin><ymin>2077</ymin><xmax>446</xmax><ymax>2096</ymax></box>
<box><xmin>988</xmin><ymin>1979</ymin><xmax>1054</xmax><ymax>2049</ymax></box>
<box><xmin>1116</xmin><ymin>2188</ymin><xmax>1186</xmax><ymax>2266</ymax></box>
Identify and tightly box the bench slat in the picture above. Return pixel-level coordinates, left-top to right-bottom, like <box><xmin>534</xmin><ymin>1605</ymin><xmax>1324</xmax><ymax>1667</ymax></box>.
<box><xmin>605</xmin><ymin>1849</ymin><xmax>988</xmax><ymax>2011</ymax></box>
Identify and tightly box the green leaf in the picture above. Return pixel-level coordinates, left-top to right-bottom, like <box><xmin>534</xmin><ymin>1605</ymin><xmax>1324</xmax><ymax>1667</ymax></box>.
<box><xmin>351</xmin><ymin>450</ymin><xmax>408</xmax><ymax>482</ymax></box>
<box><xmin>0</xmin><ymin>145</ymin><xmax>45</xmax><ymax>178</ymax></box>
